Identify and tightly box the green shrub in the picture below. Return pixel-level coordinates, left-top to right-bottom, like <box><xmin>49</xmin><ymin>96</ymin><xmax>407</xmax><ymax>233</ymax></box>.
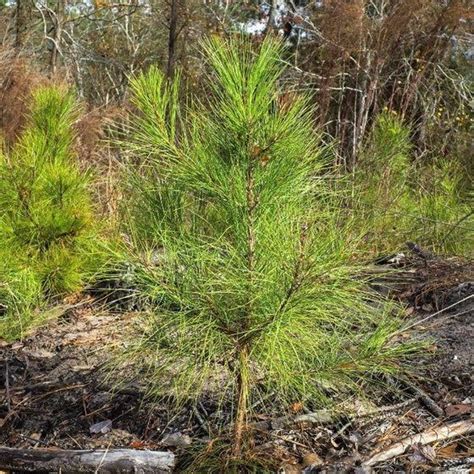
<box><xmin>119</xmin><ymin>36</ymin><xmax>419</xmax><ymax>459</ymax></box>
<box><xmin>0</xmin><ymin>86</ymin><xmax>101</xmax><ymax>340</ymax></box>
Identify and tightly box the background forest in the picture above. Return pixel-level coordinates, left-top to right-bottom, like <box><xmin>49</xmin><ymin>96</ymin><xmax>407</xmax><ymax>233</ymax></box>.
<box><xmin>0</xmin><ymin>0</ymin><xmax>473</xmax><ymax>471</ymax></box>
<box><xmin>1</xmin><ymin>0</ymin><xmax>472</xmax><ymax>249</ymax></box>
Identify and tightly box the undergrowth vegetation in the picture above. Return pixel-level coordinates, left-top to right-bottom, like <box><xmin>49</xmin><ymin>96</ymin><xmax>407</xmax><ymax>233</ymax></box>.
<box><xmin>0</xmin><ymin>251</ymin><xmax>42</xmax><ymax>341</ymax></box>
<box><xmin>116</xmin><ymin>37</ymin><xmax>422</xmax><ymax>464</ymax></box>
<box><xmin>353</xmin><ymin>110</ymin><xmax>473</xmax><ymax>256</ymax></box>
<box><xmin>0</xmin><ymin>86</ymin><xmax>101</xmax><ymax>339</ymax></box>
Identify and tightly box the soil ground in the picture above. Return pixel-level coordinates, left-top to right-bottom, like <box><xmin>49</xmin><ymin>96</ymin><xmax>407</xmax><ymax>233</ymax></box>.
<box><xmin>0</xmin><ymin>255</ymin><xmax>473</xmax><ymax>473</ymax></box>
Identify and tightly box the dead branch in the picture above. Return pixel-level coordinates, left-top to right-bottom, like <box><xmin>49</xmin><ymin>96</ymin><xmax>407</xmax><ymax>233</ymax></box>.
<box><xmin>362</xmin><ymin>420</ymin><xmax>474</xmax><ymax>467</ymax></box>
<box><xmin>0</xmin><ymin>447</ymin><xmax>175</xmax><ymax>473</ymax></box>
<box><xmin>250</xmin><ymin>410</ymin><xmax>333</xmax><ymax>431</ymax></box>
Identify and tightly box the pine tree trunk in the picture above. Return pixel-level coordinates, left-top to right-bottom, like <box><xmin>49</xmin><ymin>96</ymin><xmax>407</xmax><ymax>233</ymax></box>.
<box><xmin>233</xmin><ymin>149</ymin><xmax>257</xmax><ymax>457</ymax></box>
<box><xmin>233</xmin><ymin>345</ymin><xmax>249</xmax><ymax>457</ymax></box>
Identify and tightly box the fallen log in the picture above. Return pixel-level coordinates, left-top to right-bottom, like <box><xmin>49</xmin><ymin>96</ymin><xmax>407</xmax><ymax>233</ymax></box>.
<box><xmin>362</xmin><ymin>419</ymin><xmax>474</xmax><ymax>467</ymax></box>
<box><xmin>0</xmin><ymin>447</ymin><xmax>175</xmax><ymax>473</ymax></box>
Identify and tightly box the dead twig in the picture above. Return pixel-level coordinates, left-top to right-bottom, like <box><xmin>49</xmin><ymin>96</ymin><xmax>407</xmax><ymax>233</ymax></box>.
<box><xmin>249</xmin><ymin>409</ymin><xmax>333</xmax><ymax>431</ymax></box>
<box><xmin>356</xmin><ymin>398</ymin><xmax>418</xmax><ymax>419</ymax></box>
<box><xmin>192</xmin><ymin>405</ymin><xmax>211</xmax><ymax>436</ymax></box>
<box><xmin>255</xmin><ymin>429</ymin><xmax>311</xmax><ymax>450</ymax></box>
<box><xmin>18</xmin><ymin>434</ymin><xmax>49</xmax><ymax>447</ymax></box>
<box><xmin>399</xmin><ymin>294</ymin><xmax>474</xmax><ymax>332</ymax></box>
<box><xmin>0</xmin><ymin>384</ymin><xmax>85</xmax><ymax>428</ymax></box>
<box><xmin>362</xmin><ymin>420</ymin><xmax>474</xmax><ymax>467</ymax></box>
<box><xmin>2</xmin><ymin>380</ymin><xmax>69</xmax><ymax>393</ymax></box>
<box><xmin>398</xmin><ymin>380</ymin><xmax>444</xmax><ymax>418</ymax></box>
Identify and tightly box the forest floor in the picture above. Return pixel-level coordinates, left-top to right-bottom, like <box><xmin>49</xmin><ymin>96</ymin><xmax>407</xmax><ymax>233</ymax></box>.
<box><xmin>0</xmin><ymin>253</ymin><xmax>473</xmax><ymax>473</ymax></box>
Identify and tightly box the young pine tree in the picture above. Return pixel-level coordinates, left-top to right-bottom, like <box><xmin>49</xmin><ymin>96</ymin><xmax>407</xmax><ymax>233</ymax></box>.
<box><xmin>415</xmin><ymin>160</ymin><xmax>473</xmax><ymax>255</ymax></box>
<box><xmin>121</xmin><ymin>37</ymin><xmax>418</xmax><ymax>457</ymax></box>
<box><xmin>0</xmin><ymin>86</ymin><xmax>98</xmax><ymax>302</ymax></box>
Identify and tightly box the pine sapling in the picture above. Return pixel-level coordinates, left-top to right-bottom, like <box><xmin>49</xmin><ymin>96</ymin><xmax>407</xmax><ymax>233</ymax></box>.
<box><xmin>0</xmin><ymin>86</ymin><xmax>101</xmax><ymax>339</ymax></box>
<box><xmin>119</xmin><ymin>36</ymin><xmax>420</xmax><ymax>460</ymax></box>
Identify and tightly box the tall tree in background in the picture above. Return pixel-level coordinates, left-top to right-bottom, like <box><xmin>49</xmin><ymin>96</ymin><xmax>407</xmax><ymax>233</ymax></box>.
<box><xmin>49</xmin><ymin>0</ymin><xmax>65</xmax><ymax>75</ymax></box>
<box><xmin>14</xmin><ymin>0</ymin><xmax>29</xmax><ymax>49</ymax></box>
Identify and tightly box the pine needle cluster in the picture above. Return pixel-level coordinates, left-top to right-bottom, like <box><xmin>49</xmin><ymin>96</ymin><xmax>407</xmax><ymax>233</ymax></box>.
<box><xmin>0</xmin><ymin>86</ymin><xmax>100</xmax><ymax>339</ymax></box>
<box><xmin>119</xmin><ymin>36</ymin><xmax>420</xmax><ymax>452</ymax></box>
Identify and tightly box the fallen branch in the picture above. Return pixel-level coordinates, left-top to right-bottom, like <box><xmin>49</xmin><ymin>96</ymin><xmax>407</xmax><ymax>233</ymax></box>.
<box><xmin>362</xmin><ymin>420</ymin><xmax>474</xmax><ymax>467</ymax></box>
<box><xmin>0</xmin><ymin>447</ymin><xmax>175</xmax><ymax>473</ymax></box>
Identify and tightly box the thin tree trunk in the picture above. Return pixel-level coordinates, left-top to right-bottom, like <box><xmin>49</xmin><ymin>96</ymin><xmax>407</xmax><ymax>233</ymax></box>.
<box><xmin>263</xmin><ymin>0</ymin><xmax>276</xmax><ymax>36</ymax></box>
<box><xmin>14</xmin><ymin>0</ymin><xmax>28</xmax><ymax>50</ymax></box>
<box><xmin>166</xmin><ymin>0</ymin><xmax>179</xmax><ymax>80</ymax></box>
<box><xmin>49</xmin><ymin>0</ymin><xmax>64</xmax><ymax>76</ymax></box>
<box><xmin>232</xmin><ymin>147</ymin><xmax>258</xmax><ymax>457</ymax></box>
<box><xmin>233</xmin><ymin>344</ymin><xmax>250</xmax><ymax>457</ymax></box>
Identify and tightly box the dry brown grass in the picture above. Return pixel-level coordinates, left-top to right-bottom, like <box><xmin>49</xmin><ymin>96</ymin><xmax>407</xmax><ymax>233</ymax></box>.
<box><xmin>0</xmin><ymin>48</ymin><xmax>49</xmax><ymax>145</ymax></box>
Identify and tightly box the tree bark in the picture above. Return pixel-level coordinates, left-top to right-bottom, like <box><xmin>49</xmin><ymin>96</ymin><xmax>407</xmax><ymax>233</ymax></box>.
<box><xmin>14</xmin><ymin>0</ymin><xmax>28</xmax><ymax>50</ymax></box>
<box><xmin>0</xmin><ymin>447</ymin><xmax>175</xmax><ymax>473</ymax></box>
